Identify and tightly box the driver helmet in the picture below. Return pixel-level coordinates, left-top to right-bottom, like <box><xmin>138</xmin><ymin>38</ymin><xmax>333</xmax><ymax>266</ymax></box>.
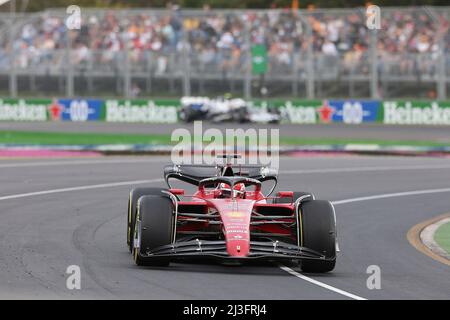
<box><xmin>218</xmin><ymin>183</ymin><xmax>246</xmax><ymax>198</ymax></box>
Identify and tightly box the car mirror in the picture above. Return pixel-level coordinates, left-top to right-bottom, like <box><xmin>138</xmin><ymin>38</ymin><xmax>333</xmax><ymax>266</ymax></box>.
<box><xmin>169</xmin><ymin>189</ymin><xmax>185</xmax><ymax>196</ymax></box>
<box><xmin>278</xmin><ymin>191</ymin><xmax>294</xmax><ymax>198</ymax></box>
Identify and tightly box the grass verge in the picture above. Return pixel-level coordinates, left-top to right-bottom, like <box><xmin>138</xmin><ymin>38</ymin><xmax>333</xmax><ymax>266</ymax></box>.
<box><xmin>0</xmin><ymin>130</ymin><xmax>449</xmax><ymax>147</ymax></box>
<box><xmin>434</xmin><ymin>222</ymin><xmax>450</xmax><ymax>255</ymax></box>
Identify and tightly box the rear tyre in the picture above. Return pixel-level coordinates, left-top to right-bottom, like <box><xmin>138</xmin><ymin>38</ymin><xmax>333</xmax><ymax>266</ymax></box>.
<box><xmin>127</xmin><ymin>187</ymin><xmax>166</xmax><ymax>252</ymax></box>
<box><xmin>273</xmin><ymin>191</ymin><xmax>314</xmax><ymax>204</ymax></box>
<box><xmin>236</xmin><ymin>107</ymin><xmax>249</xmax><ymax>123</ymax></box>
<box><xmin>180</xmin><ymin>108</ymin><xmax>193</xmax><ymax>122</ymax></box>
<box><xmin>133</xmin><ymin>195</ymin><xmax>174</xmax><ymax>267</ymax></box>
<box><xmin>299</xmin><ymin>200</ymin><xmax>336</xmax><ymax>273</ymax></box>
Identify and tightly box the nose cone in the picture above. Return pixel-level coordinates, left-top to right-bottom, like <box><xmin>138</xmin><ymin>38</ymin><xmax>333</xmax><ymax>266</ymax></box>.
<box><xmin>226</xmin><ymin>239</ymin><xmax>250</xmax><ymax>257</ymax></box>
<box><xmin>208</xmin><ymin>199</ymin><xmax>254</xmax><ymax>258</ymax></box>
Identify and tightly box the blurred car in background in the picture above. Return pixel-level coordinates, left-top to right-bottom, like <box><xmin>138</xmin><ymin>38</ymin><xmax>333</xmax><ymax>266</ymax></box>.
<box><xmin>180</xmin><ymin>95</ymin><xmax>282</xmax><ymax>124</ymax></box>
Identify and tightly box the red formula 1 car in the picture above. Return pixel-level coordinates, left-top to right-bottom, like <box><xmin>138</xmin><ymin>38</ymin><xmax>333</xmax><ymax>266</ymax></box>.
<box><xmin>126</xmin><ymin>157</ymin><xmax>337</xmax><ymax>273</ymax></box>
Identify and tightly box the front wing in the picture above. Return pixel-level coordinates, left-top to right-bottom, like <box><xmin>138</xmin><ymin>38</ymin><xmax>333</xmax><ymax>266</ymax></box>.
<box><xmin>138</xmin><ymin>239</ymin><xmax>334</xmax><ymax>263</ymax></box>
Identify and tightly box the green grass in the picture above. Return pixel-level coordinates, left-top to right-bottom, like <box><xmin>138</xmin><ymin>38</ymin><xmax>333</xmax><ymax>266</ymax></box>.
<box><xmin>279</xmin><ymin>137</ymin><xmax>450</xmax><ymax>148</ymax></box>
<box><xmin>0</xmin><ymin>131</ymin><xmax>173</xmax><ymax>145</ymax></box>
<box><xmin>435</xmin><ymin>221</ymin><xmax>450</xmax><ymax>255</ymax></box>
<box><xmin>0</xmin><ymin>130</ymin><xmax>449</xmax><ymax>147</ymax></box>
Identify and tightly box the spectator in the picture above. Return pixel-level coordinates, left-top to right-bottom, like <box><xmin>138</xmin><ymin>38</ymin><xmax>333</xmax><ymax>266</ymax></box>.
<box><xmin>1</xmin><ymin>6</ymin><xmax>445</xmax><ymax>79</ymax></box>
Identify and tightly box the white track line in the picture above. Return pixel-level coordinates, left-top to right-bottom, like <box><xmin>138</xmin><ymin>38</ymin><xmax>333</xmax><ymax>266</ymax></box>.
<box><xmin>0</xmin><ymin>158</ymin><xmax>166</xmax><ymax>169</ymax></box>
<box><xmin>281</xmin><ymin>164</ymin><xmax>450</xmax><ymax>175</ymax></box>
<box><xmin>331</xmin><ymin>187</ymin><xmax>450</xmax><ymax>205</ymax></box>
<box><xmin>0</xmin><ymin>179</ymin><xmax>164</xmax><ymax>201</ymax></box>
<box><xmin>279</xmin><ymin>265</ymin><xmax>367</xmax><ymax>300</ymax></box>
<box><xmin>279</xmin><ymin>186</ymin><xmax>450</xmax><ymax>300</ymax></box>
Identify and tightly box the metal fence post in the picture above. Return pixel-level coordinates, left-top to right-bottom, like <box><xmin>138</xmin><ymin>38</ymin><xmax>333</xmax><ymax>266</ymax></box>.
<box><xmin>437</xmin><ymin>17</ymin><xmax>447</xmax><ymax>100</ymax></box>
<box><xmin>123</xmin><ymin>35</ymin><xmax>131</xmax><ymax>98</ymax></box>
<box><xmin>424</xmin><ymin>6</ymin><xmax>446</xmax><ymax>100</ymax></box>
<box><xmin>244</xmin><ymin>22</ymin><xmax>251</xmax><ymax>100</ymax></box>
<box><xmin>370</xmin><ymin>29</ymin><xmax>379</xmax><ymax>99</ymax></box>
<box><xmin>146</xmin><ymin>52</ymin><xmax>153</xmax><ymax>94</ymax></box>
<box><xmin>9</xmin><ymin>3</ymin><xmax>18</xmax><ymax>98</ymax></box>
<box><xmin>304</xmin><ymin>17</ymin><xmax>315</xmax><ymax>99</ymax></box>
<box><xmin>182</xmin><ymin>28</ymin><xmax>191</xmax><ymax>97</ymax></box>
<box><xmin>292</xmin><ymin>52</ymin><xmax>298</xmax><ymax>97</ymax></box>
<box><xmin>87</xmin><ymin>52</ymin><xmax>93</xmax><ymax>94</ymax></box>
<box><xmin>65</xmin><ymin>30</ymin><xmax>74</xmax><ymax>98</ymax></box>
<box><xmin>9</xmin><ymin>26</ymin><xmax>17</xmax><ymax>97</ymax></box>
<box><xmin>438</xmin><ymin>39</ymin><xmax>447</xmax><ymax>100</ymax></box>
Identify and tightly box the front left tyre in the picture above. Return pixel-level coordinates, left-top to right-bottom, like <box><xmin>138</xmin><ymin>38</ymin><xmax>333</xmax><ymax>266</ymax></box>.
<box><xmin>127</xmin><ymin>187</ymin><xmax>166</xmax><ymax>252</ymax></box>
<box><xmin>132</xmin><ymin>195</ymin><xmax>174</xmax><ymax>267</ymax></box>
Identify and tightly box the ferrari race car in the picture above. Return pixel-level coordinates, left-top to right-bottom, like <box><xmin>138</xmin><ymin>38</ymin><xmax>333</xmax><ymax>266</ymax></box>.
<box><xmin>126</xmin><ymin>157</ymin><xmax>337</xmax><ymax>273</ymax></box>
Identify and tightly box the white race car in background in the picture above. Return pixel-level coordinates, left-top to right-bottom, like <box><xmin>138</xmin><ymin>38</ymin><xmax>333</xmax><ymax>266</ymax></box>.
<box><xmin>179</xmin><ymin>96</ymin><xmax>282</xmax><ymax>124</ymax></box>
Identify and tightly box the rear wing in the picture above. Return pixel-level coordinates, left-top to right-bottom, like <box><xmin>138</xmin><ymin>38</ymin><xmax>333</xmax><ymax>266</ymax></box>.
<box><xmin>164</xmin><ymin>164</ymin><xmax>278</xmax><ymax>188</ymax></box>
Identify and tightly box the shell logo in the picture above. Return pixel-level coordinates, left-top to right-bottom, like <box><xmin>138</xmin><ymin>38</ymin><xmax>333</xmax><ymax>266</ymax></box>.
<box><xmin>227</xmin><ymin>211</ymin><xmax>244</xmax><ymax>218</ymax></box>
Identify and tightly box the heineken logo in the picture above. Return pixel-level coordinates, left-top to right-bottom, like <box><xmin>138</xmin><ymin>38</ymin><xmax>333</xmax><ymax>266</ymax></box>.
<box><xmin>280</xmin><ymin>101</ymin><xmax>317</xmax><ymax>124</ymax></box>
<box><xmin>384</xmin><ymin>101</ymin><xmax>450</xmax><ymax>125</ymax></box>
<box><xmin>0</xmin><ymin>99</ymin><xmax>47</xmax><ymax>121</ymax></box>
<box><xmin>105</xmin><ymin>100</ymin><xmax>178</xmax><ymax>123</ymax></box>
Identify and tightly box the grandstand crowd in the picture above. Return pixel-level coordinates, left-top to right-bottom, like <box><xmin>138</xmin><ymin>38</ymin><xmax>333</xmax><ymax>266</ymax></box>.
<box><xmin>1</xmin><ymin>6</ymin><xmax>449</xmax><ymax>77</ymax></box>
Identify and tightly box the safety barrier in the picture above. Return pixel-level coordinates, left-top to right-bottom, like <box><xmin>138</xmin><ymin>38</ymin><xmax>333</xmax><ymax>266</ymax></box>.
<box><xmin>1</xmin><ymin>97</ymin><xmax>450</xmax><ymax>125</ymax></box>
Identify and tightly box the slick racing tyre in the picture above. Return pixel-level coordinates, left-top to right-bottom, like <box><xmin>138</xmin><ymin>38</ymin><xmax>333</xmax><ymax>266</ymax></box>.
<box><xmin>235</xmin><ymin>107</ymin><xmax>249</xmax><ymax>123</ymax></box>
<box><xmin>133</xmin><ymin>195</ymin><xmax>174</xmax><ymax>267</ymax></box>
<box><xmin>273</xmin><ymin>191</ymin><xmax>315</xmax><ymax>204</ymax></box>
<box><xmin>179</xmin><ymin>108</ymin><xmax>193</xmax><ymax>122</ymax></box>
<box><xmin>127</xmin><ymin>187</ymin><xmax>166</xmax><ymax>252</ymax></box>
<box><xmin>299</xmin><ymin>200</ymin><xmax>336</xmax><ymax>273</ymax></box>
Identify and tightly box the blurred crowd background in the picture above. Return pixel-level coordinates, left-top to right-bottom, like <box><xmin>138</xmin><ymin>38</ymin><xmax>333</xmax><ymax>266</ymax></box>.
<box><xmin>0</xmin><ymin>3</ymin><xmax>450</xmax><ymax>99</ymax></box>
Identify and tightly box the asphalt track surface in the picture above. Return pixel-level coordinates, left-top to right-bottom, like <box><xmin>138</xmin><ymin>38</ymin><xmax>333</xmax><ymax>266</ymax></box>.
<box><xmin>2</xmin><ymin>121</ymin><xmax>450</xmax><ymax>143</ymax></box>
<box><xmin>0</xmin><ymin>155</ymin><xmax>450</xmax><ymax>300</ymax></box>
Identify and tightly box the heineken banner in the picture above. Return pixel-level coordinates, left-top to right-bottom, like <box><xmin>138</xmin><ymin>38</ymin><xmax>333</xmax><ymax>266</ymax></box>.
<box><xmin>249</xmin><ymin>100</ymin><xmax>450</xmax><ymax>125</ymax></box>
<box><xmin>328</xmin><ymin>100</ymin><xmax>380</xmax><ymax>124</ymax></box>
<box><xmin>251</xmin><ymin>100</ymin><xmax>380</xmax><ymax>124</ymax></box>
<box><xmin>57</xmin><ymin>99</ymin><xmax>104</xmax><ymax>122</ymax></box>
<box><xmin>251</xmin><ymin>100</ymin><xmax>320</xmax><ymax>124</ymax></box>
<box><xmin>105</xmin><ymin>99</ymin><xmax>179</xmax><ymax>123</ymax></box>
<box><xmin>1</xmin><ymin>97</ymin><xmax>450</xmax><ymax>126</ymax></box>
<box><xmin>0</xmin><ymin>98</ymin><xmax>180</xmax><ymax>123</ymax></box>
<box><xmin>0</xmin><ymin>99</ymin><xmax>49</xmax><ymax>121</ymax></box>
<box><xmin>382</xmin><ymin>101</ymin><xmax>450</xmax><ymax>125</ymax></box>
